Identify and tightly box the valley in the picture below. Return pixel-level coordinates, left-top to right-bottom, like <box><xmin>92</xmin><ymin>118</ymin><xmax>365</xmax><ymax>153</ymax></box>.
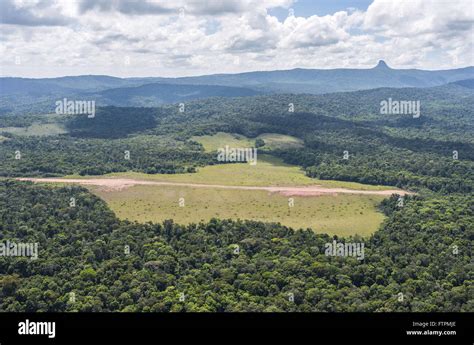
<box><xmin>1</xmin><ymin>2</ymin><xmax>473</xmax><ymax>340</ymax></box>
<box><xmin>1</xmin><ymin>64</ymin><xmax>472</xmax><ymax>314</ymax></box>
<box><xmin>16</xmin><ymin>152</ymin><xmax>408</xmax><ymax>236</ymax></box>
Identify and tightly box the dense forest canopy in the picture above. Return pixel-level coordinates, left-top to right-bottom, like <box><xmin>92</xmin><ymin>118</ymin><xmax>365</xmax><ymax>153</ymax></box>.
<box><xmin>1</xmin><ymin>84</ymin><xmax>473</xmax><ymax>193</ymax></box>
<box><xmin>0</xmin><ymin>81</ymin><xmax>473</xmax><ymax>312</ymax></box>
<box><xmin>0</xmin><ymin>181</ymin><xmax>472</xmax><ymax>312</ymax></box>
<box><xmin>1</xmin><ymin>64</ymin><xmax>473</xmax><ymax>115</ymax></box>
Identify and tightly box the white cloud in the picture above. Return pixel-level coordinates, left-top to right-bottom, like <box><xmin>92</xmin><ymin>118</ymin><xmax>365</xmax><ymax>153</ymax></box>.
<box><xmin>279</xmin><ymin>14</ymin><xmax>350</xmax><ymax>49</ymax></box>
<box><xmin>0</xmin><ymin>0</ymin><xmax>472</xmax><ymax>77</ymax></box>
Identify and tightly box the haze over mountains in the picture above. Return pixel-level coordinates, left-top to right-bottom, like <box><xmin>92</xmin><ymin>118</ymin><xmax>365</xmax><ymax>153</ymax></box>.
<box><xmin>1</xmin><ymin>61</ymin><xmax>473</xmax><ymax>114</ymax></box>
<box><xmin>143</xmin><ymin>60</ymin><xmax>474</xmax><ymax>94</ymax></box>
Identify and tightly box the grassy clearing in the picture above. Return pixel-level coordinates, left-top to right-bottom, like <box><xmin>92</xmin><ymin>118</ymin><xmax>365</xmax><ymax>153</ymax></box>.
<box><xmin>257</xmin><ymin>133</ymin><xmax>304</xmax><ymax>150</ymax></box>
<box><xmin>0</xmin><ymin>123</ymin><xmax>67</xmax><ymax>136</ymax></box>
<box><xmin>60</xmin><ymin>133</ymin><xmax>396</xmax><ymax>236</ymax></box>
<box><xmin>191</xmin><ymin>132</ymin><xmax>303</xmax><ymax>152</ymax></box>
<box><xmin>97</xmin><ymin>154</ymin><xmax>393</xmax><ymax>191</ymax></box>
<box><xmin>191</xmin><ymin>132</ymin><xmax>254</xmax><ymax>152</ymax></box>
<box><xmin>91</xmin><ymin>184</ymin><xmax>386</xmax><ymax>237</ymax></box>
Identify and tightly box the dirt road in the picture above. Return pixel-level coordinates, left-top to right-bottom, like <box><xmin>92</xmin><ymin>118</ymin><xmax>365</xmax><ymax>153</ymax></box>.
<box><xmin>16</xmin><ymin>177</ymin><xmax>412</xmax><ymax>197</ymax></box>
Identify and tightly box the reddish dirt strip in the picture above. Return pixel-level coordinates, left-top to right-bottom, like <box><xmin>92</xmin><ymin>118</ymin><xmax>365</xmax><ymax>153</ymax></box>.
<box><xmin>16</xmin><ymin>178</ymin><xmax>413</xmax><ymax>197</ymax></box>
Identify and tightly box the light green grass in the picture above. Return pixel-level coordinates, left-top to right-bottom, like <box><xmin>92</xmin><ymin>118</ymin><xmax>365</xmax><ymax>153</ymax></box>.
<box><xmin>59</xmin><ymin>149</ymin><xmax>398</xmax><ymax>236</ymax></box>
<box><xmin>91</xmin><ymin>184</ymin><xmax>386</xmax><ymax>237</ymax></box>
<box><xmin>0</xmin><ymin>123</ymin><xmax>67</xmax><ymax>136</ymax></box>
<box><xmin>60</xmin><ymin>136</ymin><xmax>397</xmax><ymax>236</ymax></box>
<box><xmin>191</xmin><ymin>132</ymin><xmax>254</xmax><ymax>152</ymax></box>
<box><xmin>191</xmin><ymin>132</ymin><xmax>304</xmax><ymax>152</ymax></box>
<box><xmin>97</xmin><ymin>154</ymin><xmax>393</xmax><ymax>191</ymax></box>
<box><xmin>257</xmin><ymin>133</ymin><xmax>304</xmax><ymax>150</ymax></box>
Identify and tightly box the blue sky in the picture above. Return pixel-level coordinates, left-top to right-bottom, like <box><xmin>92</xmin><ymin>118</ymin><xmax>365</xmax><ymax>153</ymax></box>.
<box><xmin>269</xmin><ymin>0</ymin><xmax>373</xmax><ymax>20</ymax></box>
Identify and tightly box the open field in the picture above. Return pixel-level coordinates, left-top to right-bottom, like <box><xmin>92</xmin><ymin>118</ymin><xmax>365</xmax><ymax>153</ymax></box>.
<box><xmin>0</xmin><ymin>123</ymin><xmax>67</xmax><ymax>136</ymax></box>
<box><xmin>16</xmin><ymin>177</ymin><xmax>408</xmax><ymax>196</ymax></box>
<box><xmin>191</xmin><ymin>132</ymin><xmax>254</xmax><ymax>152</ymax></box>
<box><xmin>90</xmin><ymin>184</ymin><xmax>387</xmax><ymax>237</ymax></box>
<box><xmin>17</xmin><ymin>151</ymin><xmax>408</xmax><ymax>236</ymax></box>
<box><xmin>79</xmin><ymin>155</ymin><xmax>397</xmax><ymax>191</ymax></box>
<box><xmin>256</xmin><ymin>133</ymin><xmax>304</xmax><ymax>150</ymax></box>
<box><xmin>17</xmin><ymin>173</ymin><xmax>408</xmax><ymax>237</ymax></box>
<box><xmin>191</xmin><ymin>132</ymin><xmax>304</xmax><ymax>152</ymax></box>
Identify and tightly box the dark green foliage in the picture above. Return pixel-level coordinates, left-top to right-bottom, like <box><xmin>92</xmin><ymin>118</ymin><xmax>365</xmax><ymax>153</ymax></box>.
<box><xmin>0</xmin><ymin>83</ymin><xmax>472</xmax><ymax>313</ymax></box>
<box><xmin>94</xmin><ymin>83</ymin><xmax>261</xmax><ymax>107</ymax></box>
<box><xmin>0</xmin><ymin>181</ymin><xmax>471</xmax><ymax>312</ymax></box>
<box><xmin>0</xmin><ymin>135</ymin><xmax>213</xmax><ymax>176</ymax></box>
<box><xmin>66</xmin><ymin>107</ymin><xmax>158</xmax><ymax>139</ymax></box>
<box><xmin>255</xmin><ymin>138</ymin><xmax>265</xmax><ymax>148</ymax></box>
<box><xmin>2</xmin><ymin>84</ymin><xmax>473</xmax><ymax>193</ymax></box>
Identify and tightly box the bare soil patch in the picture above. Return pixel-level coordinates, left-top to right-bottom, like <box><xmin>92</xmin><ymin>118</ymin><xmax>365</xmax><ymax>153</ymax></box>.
<box><xmin>17</xmin><ymin>178</ymin><xmax>412</xmax><ymax>196</ymax></box>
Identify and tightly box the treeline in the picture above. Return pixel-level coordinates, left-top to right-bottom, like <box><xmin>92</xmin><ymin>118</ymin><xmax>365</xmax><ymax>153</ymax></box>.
<box><xmin>0</xmin><ymin>134</ymin><xmax>212</xmax><ymax>176</ymax></box>
<box><xmin>66</xmin><ymin>107</ymin><xmax>159</xmax><ymax>139</ymax></box>
<box><xmin>1</xmin><ymin>85</ymin><xmax>473</xmax><ymax>193</ymax></box>
<box><xmin>0</xmin><ymin>182</ymin><xmax>471</xmax><ymax>312</ymax></box>
<box><xmin>150</xmin><ymin>87</ymin><xmax>474</xmax><ymax>194</ymax></box>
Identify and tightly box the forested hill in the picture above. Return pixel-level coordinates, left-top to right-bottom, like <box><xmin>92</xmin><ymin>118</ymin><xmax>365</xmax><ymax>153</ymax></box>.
<box><xmin>2</xmin><ymin>61</ymin><xmax>473</xmax><ymax>95</ymax></box>
<box><xmin>0</xmin><ymin>81</ymin><xmax>261</xmax><ymax>116</ymax></box>
<box><xmin>0</xmin><ymin>73</ymin><xmax>473</xmax><ymax>313</ymax></box>
<box><xmin>92</xmin><ymin>82</ymin><xmax>262</xmax><ymax>107</ymax></box>
<box><xmin>2</xmin><ymin>82</ymin><xmax>473</xmax><ymax>194</ymax></box>
<box><xmin>0</xmin><ymin>181</ymin><xmax>471</xmax><ymax>312</ymax></box>
<box><xmin>1</xmin><ymin>62</ymin><xmax>473</xmax><ymax>115</ymax></box>
<box><xmin>152</xmin><ymin>61</ymin><xmax>474</xmax><ymax>93</ymax></box>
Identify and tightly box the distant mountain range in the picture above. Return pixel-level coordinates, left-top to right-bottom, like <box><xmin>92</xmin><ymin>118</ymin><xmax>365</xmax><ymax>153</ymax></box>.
<box><xmin>1</xmin><ymin>61</ymin><xmax>473</xmax><ymax>114</ymax></box>
<box><xmin>141</xmin><ymin>60</ymin><xmax>474</xmax><ymax>94</ymax></box>
<box><xmin>92</xmin><ymin>82</ymin><xmax>261</xmax><ymax>107</ymax></box>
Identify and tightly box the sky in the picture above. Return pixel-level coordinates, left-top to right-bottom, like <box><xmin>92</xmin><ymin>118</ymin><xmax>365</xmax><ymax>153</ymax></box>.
<box><xmin>0</xmin><ymin>0</ymin><xmax>473</xmax><ymax>78</ymax></box>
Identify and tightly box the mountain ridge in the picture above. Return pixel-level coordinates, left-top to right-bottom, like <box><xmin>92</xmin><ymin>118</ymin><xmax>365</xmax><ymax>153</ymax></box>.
<box><xmin>1</xmin><ymin>62</ymin><xmax>473</xmax><ymax>115</ymax></box>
